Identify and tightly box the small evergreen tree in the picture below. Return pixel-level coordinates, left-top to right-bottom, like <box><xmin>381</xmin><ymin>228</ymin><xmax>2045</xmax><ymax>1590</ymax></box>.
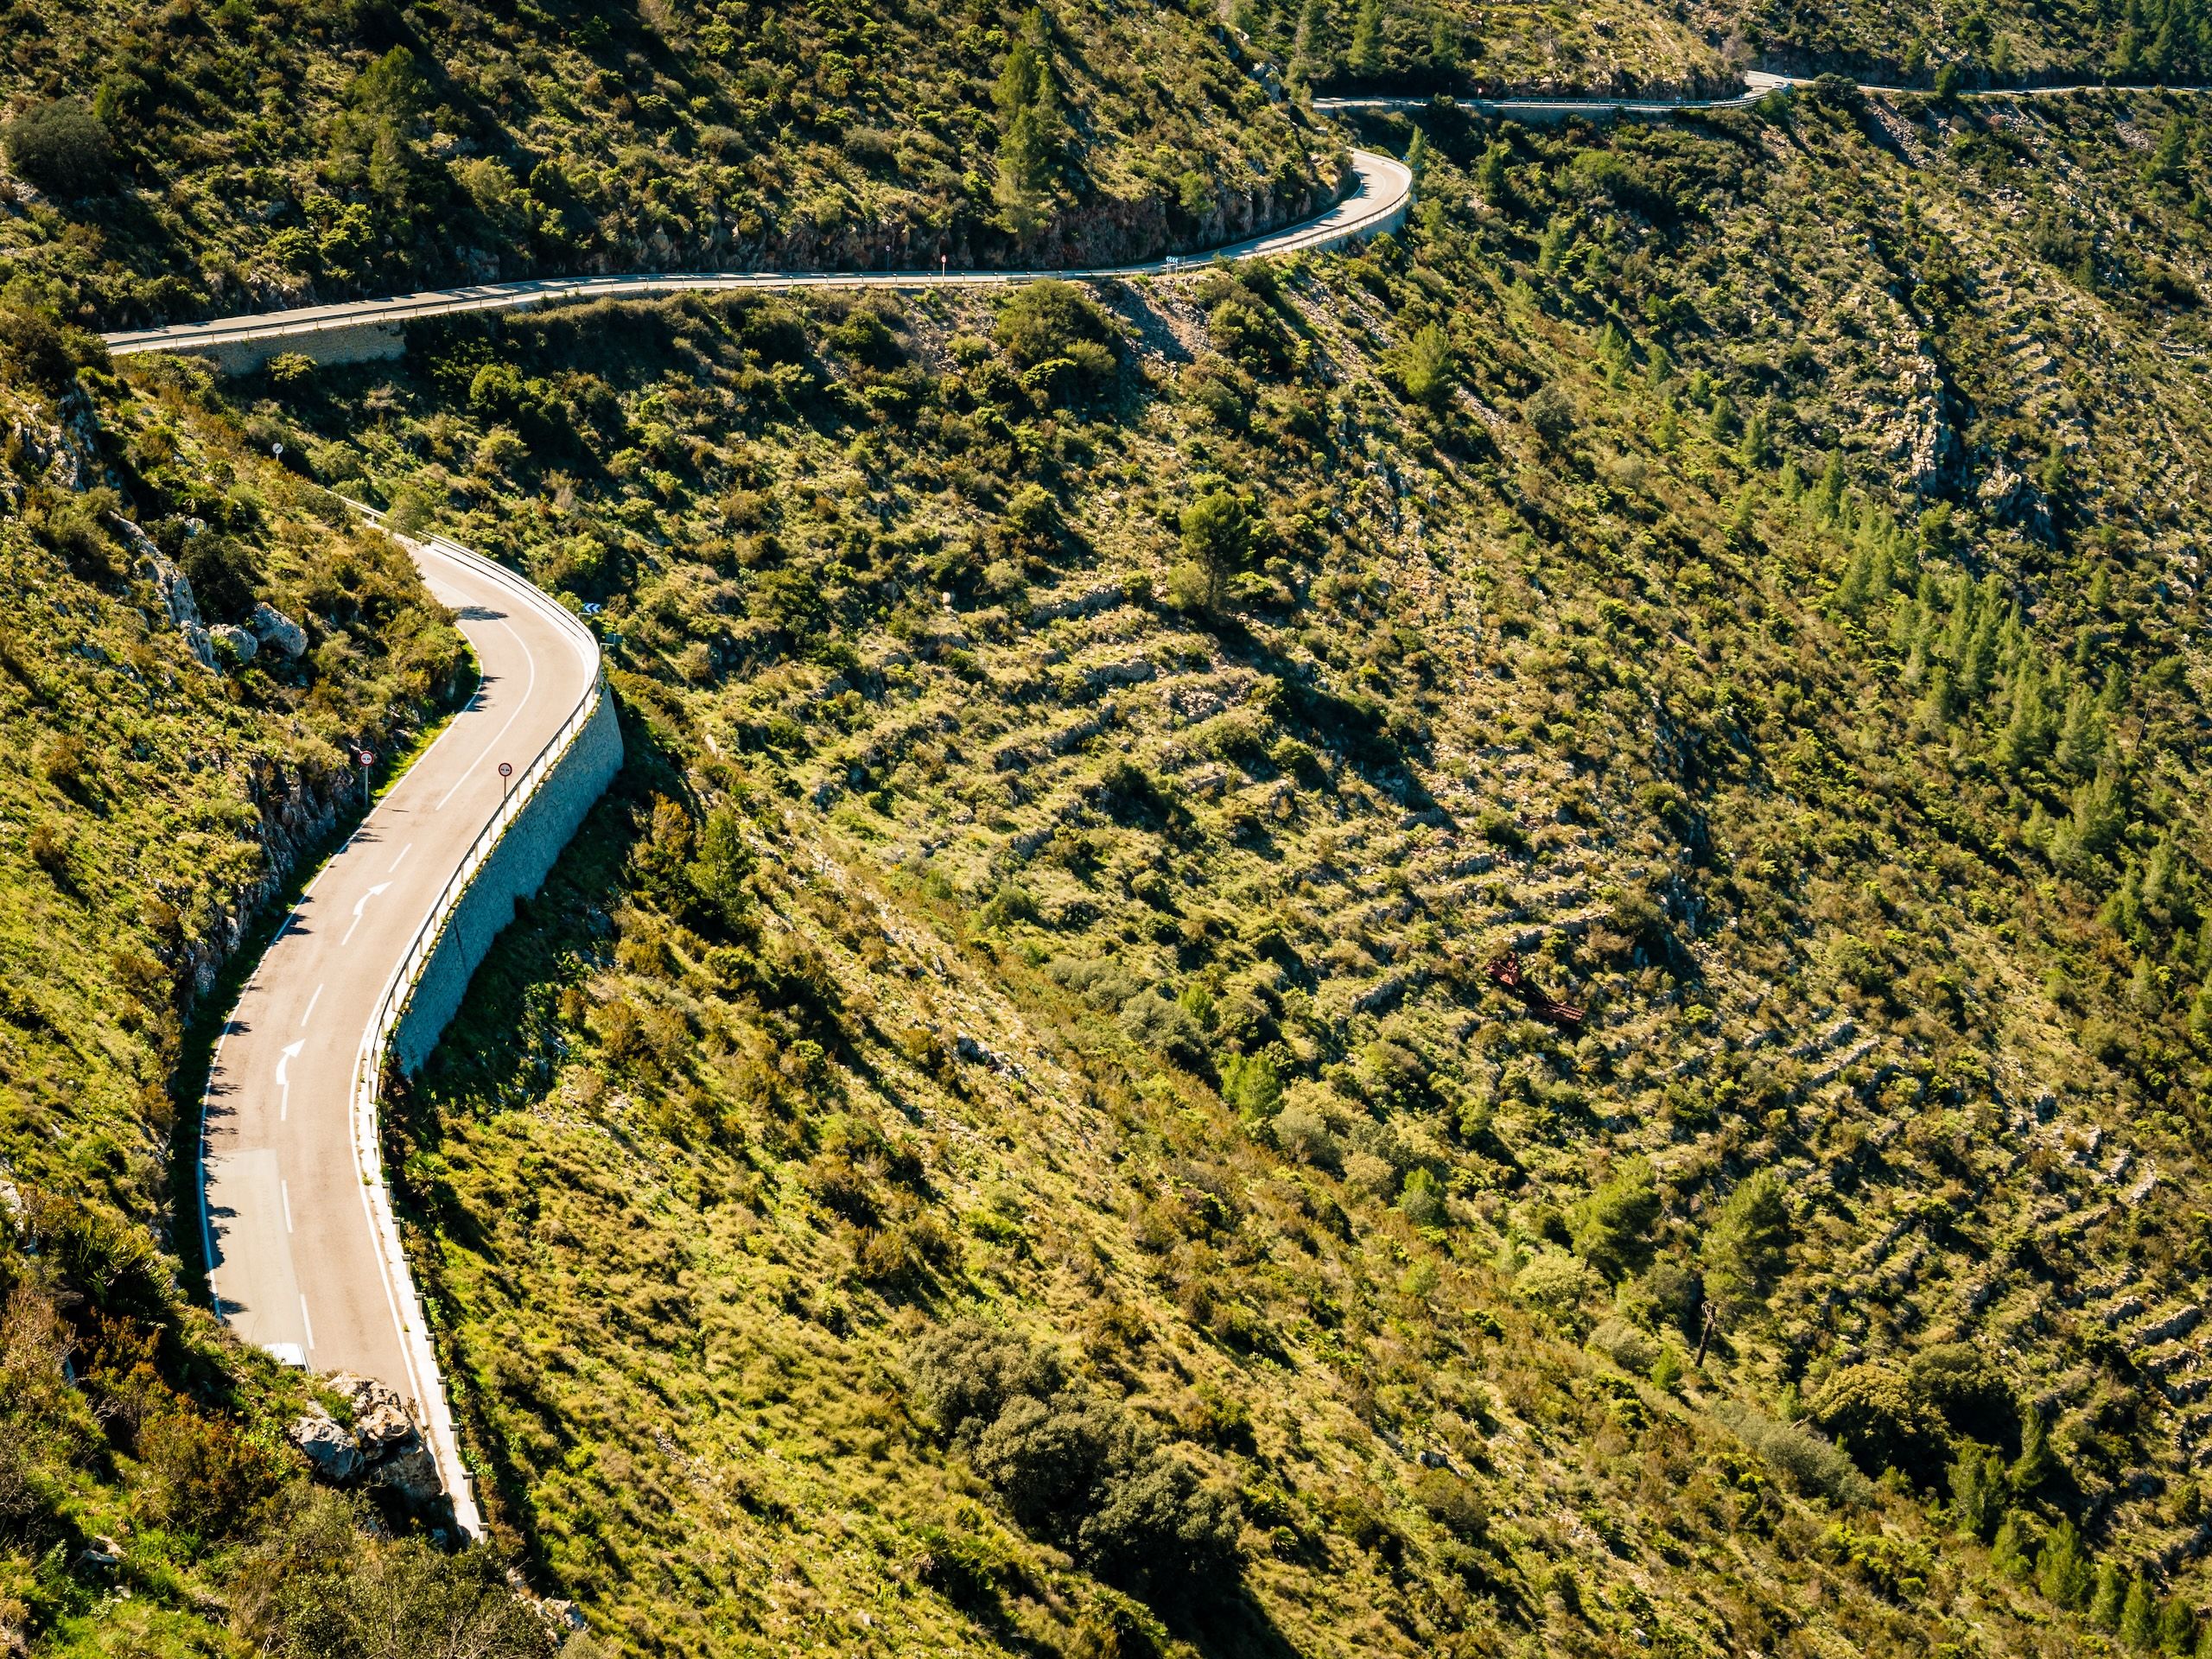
<box><xmin>2012</xmin><ymin>1405</ymin><xmax>2057</xmax><ymax>1497</ymax></box>
<box><xmin>2159</xmin><ymin>1595</ymin><xmax>2197</xmax><ymax>1656</ymax></box>
<box><xmin>993</xmin><ymin>10</ymin><xmax>1066</xmax><ymax>231</ymax></box>
<box><xmin>1990</xmin><ymin>1511</ymin><xmax>2037</xmax><ymax>1580</ymax></box>
<box><xmin>1569</xmin><ymin>1158</ymin><xmax>1662</xmax><ymax>1282</ymax></box>
<box><xmin>1178</xmin><ymin>490</ymin><xmax>1255</xmax><ymax>613</ymax></box>
<box><xmin>1350</xmin><ymin>0</ymin><xmax>1384</xmax><ymax>76</ymax></box>
<box><xmin>1701</xmin><ymin>1169</ymin><xmax>1791</xmax><ymax>1311</ymax></box>
<box><xmin>1948</xmin><ymin>1448</ymin><xmax>2005</xmax><ymax>1541</ymax></box>
<box><xmin>2123</xmin><ymin>1574</ymin><xmax>2159</xmax><ymax>1650</ymax></box>
<box><xmin>2094</xmin><ymin>1560</ymin><xmax>2129</xmax><ymax>1630</ymax></box>
<box><xmin>2038</xmin><ymin>1518</ymin><xmax>2093</xmax><ymax>1610</ymax></box>
<box><xmin>1397</xmin><ymin>322</ymin><xmax>1452</xmax><ymax>410</ymax></box>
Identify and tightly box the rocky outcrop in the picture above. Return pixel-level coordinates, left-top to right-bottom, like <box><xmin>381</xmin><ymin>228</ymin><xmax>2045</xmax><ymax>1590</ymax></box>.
<box><xmin>1977</xmin><ymin>463</ymin><xmax>2055</xmax><ymax>542</ymax></box>
<box><xmin>290</xmin><ymin>1406</ymin><xmax>363</xmax><ymax>1482</ymax></box>
<box><xmin>250</xmin><ymin>601</ymin><xmax>310</xmax><ymax>658</ymax></box>
<box><xmin>109</xmin><ymin>512</ymin><xmax>219</xmax><ymax>670</ymax></box>
<box><xmin>289</xmin><ymin>1373</ymin><xmax>447</xmax><ymax>1513</ymax></box>
<box><xmin>212</xmin><ymin>623</ymin><xmax>257</xmax><ymax>664</ymax></box>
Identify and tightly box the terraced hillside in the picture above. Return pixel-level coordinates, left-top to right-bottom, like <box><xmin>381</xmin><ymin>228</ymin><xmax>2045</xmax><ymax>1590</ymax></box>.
<box><xmin>166</xmin><ymin>77</ymin><xmax>2212</xmax><ymax>1659</ymax></box>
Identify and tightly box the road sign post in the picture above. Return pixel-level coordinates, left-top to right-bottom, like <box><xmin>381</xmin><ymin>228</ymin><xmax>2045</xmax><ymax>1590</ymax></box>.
<box><xmin>355</xmin><ymin>747</ymin><xmax>373</xmax><ymax>808</ymax></box>
<box><xmin>498</xmin><ymin>760</ymin><xmax>513</xmax><ymax>800</ymax></box>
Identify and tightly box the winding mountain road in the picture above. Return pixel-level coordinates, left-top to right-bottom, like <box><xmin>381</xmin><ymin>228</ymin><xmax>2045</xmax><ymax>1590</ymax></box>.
<box><xmin>162</xmin><ymin>139</ymin><xmax>1416</xmax><ymax>1538</ymax></box>
<box><xmin>102</xmin><ymin>150</ymin><xmax>1413</xmax><ymax>365</ymax></box>
<box><xmin>200</xmin><ymin>531</ymin><xmax>598</xmax><ymax>1535</ymax></box>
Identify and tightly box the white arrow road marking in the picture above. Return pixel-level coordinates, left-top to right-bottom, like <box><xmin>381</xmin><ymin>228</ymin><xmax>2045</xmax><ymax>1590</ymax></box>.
<box><xmin>340</xmin><ymin>882</ymin><xmax>392</xmax><ymax>946</ymax></box>
<box><xmin>298</xmin><ymin>982</ymin><xmax>322</xmax><ymax>1029</ymax></box>
<box><xmin>276</xmin><ymin>1039</ymin><xmax>305</xmax><ymax>1122</ymax></box>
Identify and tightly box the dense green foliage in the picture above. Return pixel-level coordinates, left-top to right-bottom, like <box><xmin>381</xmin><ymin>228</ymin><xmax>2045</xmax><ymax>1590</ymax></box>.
<box><xmin>0</xmin><ymin>0</ymin><xmax>1325</xmax><ymax>328</ymax></box>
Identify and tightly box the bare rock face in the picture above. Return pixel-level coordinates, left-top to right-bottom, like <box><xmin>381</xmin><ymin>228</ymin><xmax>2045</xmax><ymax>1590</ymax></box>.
<box><xmin>372</xmin><ymin>1440</ymin><xmax>445</xmax><ymax>1510</ymax></box>
<box><xmin>212</xmin><ymin>623</ymin><xmax>258</xmax><ymax>664</ymax></box>
<box><xmin>110</xmin><ymin>513</ymin><xmax>217</xmax><ymax>670</ymax></box>
<box><xmin>249</xmin><ymin>601</ymin><xmax>309</xmax><ymax>659</ymax></box>
<box><xmin>329</xmin><ymin>1372</ymin><xmax>418</xmax><ymax>1458</ymax></box>
<box><xmin>289</xmin><ymin>1406</ymin><xmax>364</xmax><ymax>1483</ymax></box>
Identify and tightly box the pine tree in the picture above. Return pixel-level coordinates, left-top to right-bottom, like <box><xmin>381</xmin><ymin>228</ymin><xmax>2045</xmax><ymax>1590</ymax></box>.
<box><xmin>1991</xmin><ymin>1511</ymin><xmax>2037</xmax><ymax>1580</ymax></box>
<box><xmin>2095</xmin><ymin>1561</ymin><xmax>2130</xmax><ymax>1630</ymax></box>
<box><xmin>1296</xmin><ymin>0</ymin><xmax>1336</xmax><ymax>78</ymax></box>
<box><xmin>2188</xmin><ymin>980</ymin><xmax>2212</xmax><ymax>1041</ymax></box>
<box><xmin>2123</xmin><ymin>1574</ymin><xmax>2159</xmax><ymax>1649</ymax></box>
<box><xmin>2012</xmin><ymin>1405</ymin><xmax>2057</xmax><ymax>1496</ymax></box>
<box><xmin>1949</xmin><ymin>1448</ymin><xmax>2005</xmax><ymax>1541</ymax></box>
<box><xmin>2039</xmin><ymin>1518</ymin><xmax>2094</xmax><ymax>1610</ymax></box>
<box><xmin>2072</xmin><ymin>765</ymin><xmax>2128</xmax><ymax>860</ymax></box>
<box><xmin>2114</xmin><ymin>0</ymin><xmax>2149</xmax><ymax>75</ymax></box>
<box><xmin>1429</xmin><ymin>16</ymin><xmax>1460</xmax><ymax>75</ymax></box>
<box><xmin>2159</xmin><ymin>1592</ymin><xmax>2197</xmax><ymax>1655</ymax></box>
<box><xmin>1993</xmin><ymin>658</ymin><xmax>2054</xmax><ymax>776</ymax></box>
<box><xmin>2056</xmin><ymin>682</ymin><xmax>2102</xmax><ymax>778</ymax></box>
<box><xmin>2148</xmin><ymin>114</ymin><xmax>2191</xmax><ymax>188</ymax></box>
<box><xmin>1700</xmin><ymin>1169</ymin><xmax>1791</xmax><ymax>1310</ymax></box>
<box><xmin>992</xmin><ymin>10</ymin><xmax>1066</xmax><ymax>232</ymax></box>
<box><xmin>1815</xmin><ymin>449</ymin><xmax>1847</xmax><ymax>520</ymax></box>
<box><xmin>1476</xmin><ymin>141</ymin><xmax>1510</xmax><ymax>210</ymax></box>
<box><xmin>1350</xmin><ymin>0</ymin><xmax>1384</xmax><ymax>76</ymax></box>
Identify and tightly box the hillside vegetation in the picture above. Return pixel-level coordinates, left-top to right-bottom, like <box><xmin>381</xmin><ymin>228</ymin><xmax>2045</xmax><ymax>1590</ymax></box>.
<box><xmin>180</xmin><ymin>76</ymin><xmax>2212</xmax><ymax>1659</ymax></box>
<box><xmin>3</xmin><ymin>0</ymin><xmax>2178</xmax><ymax>340</ymax></box>
<box><xmin>0</xmin><ymin>0</ymin><xmax>1328</xmax><ymax>329</ymax></box>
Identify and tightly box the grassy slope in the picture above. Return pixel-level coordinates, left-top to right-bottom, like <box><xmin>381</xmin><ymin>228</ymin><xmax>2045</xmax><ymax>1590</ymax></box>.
<box><xmin>248</xmin><ymin>81</ymin><xmax>2212</xmax><ymax>1659</ymax></box>
<box><xmin>0</xmin><ymin>0</ymin><xmax>1326</xmax><ymax>329</ymax></box>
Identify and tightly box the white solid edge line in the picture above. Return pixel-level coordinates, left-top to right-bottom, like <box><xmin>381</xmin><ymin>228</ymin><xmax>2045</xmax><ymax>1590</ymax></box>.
<box><xmin>335</xmin><ymin>531</ymin><xmax>601</xmax><ymax>1541</ymax></box>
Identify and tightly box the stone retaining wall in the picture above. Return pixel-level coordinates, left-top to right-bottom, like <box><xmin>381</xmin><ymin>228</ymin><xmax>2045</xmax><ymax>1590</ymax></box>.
<box><xmin>390</xmin><ymin>683</ymin><xmax>621</xmax><ymax>1075</ymax></box>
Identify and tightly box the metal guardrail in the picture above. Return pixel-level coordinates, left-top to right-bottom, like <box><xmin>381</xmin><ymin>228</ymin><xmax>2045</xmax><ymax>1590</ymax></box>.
<box><xmin>338</xmin><ymin>497</ymin><xmax>608</xmax><ymax>1537</ymax></box>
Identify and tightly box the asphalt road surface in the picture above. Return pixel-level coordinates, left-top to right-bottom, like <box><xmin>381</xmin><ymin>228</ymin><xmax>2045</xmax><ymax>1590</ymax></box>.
<box><xmin>100</xmin><ymin>149</ymin><xmax>1413</xmax><ymax>359</ymax></box>
<box><xmin>199</xmin><ymin>535</ymin><xmax>595</xmax><ymax>1421</ymax></box>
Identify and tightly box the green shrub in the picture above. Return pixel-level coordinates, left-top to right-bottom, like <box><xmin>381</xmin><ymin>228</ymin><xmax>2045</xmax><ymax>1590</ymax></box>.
<box><xmin>1715</xmin><ymin>1401</ymin><xmax>1873</xmax><ymax>1508</ymax></box>
<box><xmin>0</xmin><ymin>303</ymin><xmax>76</xmax><ymax>391</ymax></box>
<box><xmin>995</xmin><ymin>280</ymin><xmax>1116</xmax><ymax>372</ymax></box>
<box><xmin>1524</xmin><ymin>382</ymin><xmax>1576</xmax><ymax>448</ymax></box>
<box><xmin>3</xmin><ymin>99</ymin><xmax>113</xmax><ymax>195</ymax></box>
<box><xmin>1808</xmin><ymin>1361</ymin><xmax>1952</xmax><ymax>1487</ymax></box>
<box><xmin>1568</xmin><ymin>1156</ymin><xmax>1660</xmax><ymax>1281</ymax></box>
<box><xmin>1512</xmin><ymin>1249</ymin><xmax>1599</xmax><ymax>1337</ymax></box>
<box><xmin>910</xmin><ymin>1325</ymin><xmax>1239</xmax><ymax>1600</ymax></box>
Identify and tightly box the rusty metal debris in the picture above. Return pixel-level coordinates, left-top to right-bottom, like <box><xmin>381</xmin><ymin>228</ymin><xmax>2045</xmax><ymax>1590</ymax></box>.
<box><xmin>1483</xmin><ymin>950</ymin><xmax>1585</xmax><ymax>1029</ymax></box>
